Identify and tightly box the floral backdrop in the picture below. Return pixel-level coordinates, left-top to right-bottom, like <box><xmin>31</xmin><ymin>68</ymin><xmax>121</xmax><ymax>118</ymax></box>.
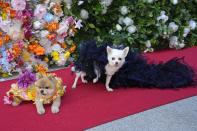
<box><xmin>64</xmin><ymin>0</ymin><xmax>197</xmax><ymax>52</ymax></box>
<box><xmin>0</xmin><ymin>0</ymin><xmax>81</xmax><ymax>79</ymax></box>
<box><xmin>0</xmin><ymin>0</ymin><xmax>197</xmax><ymax>79</ymax></box>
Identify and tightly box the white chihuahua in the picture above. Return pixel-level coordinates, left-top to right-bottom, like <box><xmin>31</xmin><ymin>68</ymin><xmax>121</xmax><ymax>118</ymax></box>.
<box><xmin>72</xmin><ymin>46</ymin><xmax>129</xmax><ymax>92</ymax></box>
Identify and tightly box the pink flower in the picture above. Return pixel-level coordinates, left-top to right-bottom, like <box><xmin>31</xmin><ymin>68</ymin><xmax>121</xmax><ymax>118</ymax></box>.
<box><xmin>3</xmin><ymin>96</ymin><xmax>12</xmax><ymax>105</ymax></box>
<box><xmin>11</xmin><ymin>0</ymin><xmax>26</xmax><ymax>11</ymax></box>
<box><xmin>34</xmin><ymin>4</ymin><xmax>47</xmax><ymax>19</ymax></box>
<box><xmin>66</xmin><ymin>16</ymin><xmax>74</xmax><ymax>25</ymax></box>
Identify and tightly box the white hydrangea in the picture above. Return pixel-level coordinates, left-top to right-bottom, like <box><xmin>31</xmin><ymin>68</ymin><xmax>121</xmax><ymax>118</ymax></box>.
<box><xmin>169</xmin><ymin>36</ymin><xmax>179</xmax><ymax>48</ymax></box>
<box><xmin>116</xmin><ymin>24</ymin><xmax>122</xmax><ymax>31</ymax></box>
<box><xmin>123</xmin><ymin>17</ymin><xmax>133</xmax><ymax>26</ymax></box>
<box><xmin>183</xmin><ymin>27</ymin><xmax>190</xmax><ymax>37</ymax></box>
<box><xmin>78</xmin><ymin>0</ymin><xmax>84</xmax><ymax>6</ymax></box>
<box><xmin>189</xmin><ymin>20</ymin><xmax>196</xmax><ymax>30</ymax></box>
<box><xmin>118</xmin><ymin>17</ymin><xmax>124</xmax><ymax>25</ymax></box>
<box><xmin>100</xmin><ymin>0</ymin><xmax>113</xmax><ymax>7</ymax></box>
<box><xmin>169</xmin><ymin>36</ymin><xmax>185</xmax><ymax>49</ymax></box>
<box><xmin>170</xmin><ymin>0</ymin><xmax>178</xmax><ymax>5</ymax></box>
<box><xmin>127</xmin><ymin>25</ymin><xmax>137</xmax><ymax>33</ymax></box>
<box><xmin>64</xmin><ymin>0</ymin><xmax>72</xmax><ymax>9</ymax></box>
<box><xmin>101</xmin><ymin>6</ymin><xmax>108</xmax><ymax>14</ymax></box>
<box><xmin>120</xmin><ymin>6</ymin><xmax>129</xmax><ymax>15</ymax></box>
<box><xmin>144</xmin><ymin>40</ymin><xmax>154</xmax><ymax>53</ymax></box>
<box><xmin>147</xmin><ymin>0</ymin><xmax>154</xmax><ymax>3</ymax></box>
<box><xmin>145</xmin><ymin>40</ymin><xmax>151</xmax><ymax>48</ymax></box>
<box><xmin>168</xmin><ymin>22</ymin><xmax>179</xmax><ymax>32</ymax></box>
<box><xmin>80</xmin><ymin>9</ymin><xmax>89</xmax><ymax>20</ymax></box>
<box><xmin>157</xmin><ymin>11</ymin><xmax>168</xmax><ymax>23</ymax></box>
<box><xmin>178</xmin><ymin>40</ymin><xmax>185</xmax><ymax>49</ymax></box>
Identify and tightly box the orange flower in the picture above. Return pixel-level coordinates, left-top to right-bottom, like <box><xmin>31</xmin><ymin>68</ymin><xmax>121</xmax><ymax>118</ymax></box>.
<box><xmin>60</xmin><ymin>42</ymin><xmax>67</xmax><ymax>49</ymax></box>
<box><xmin>45</xmin><ymin>22</ymin><xmax>59</xmax><ymax>32</ymax></box>
<box><xmin>28</xmin><ymin>41</ymin><xmax>45</xmax><ymax>56</ymax></box>
<box><xmin>36</xmin><ymin>64</ymin><xmax>48</xmax><ymax>74</ymax></box>
<box><xmin>9</xmin><ymin>9</ymin><xmax>16</xmax><ymax>18</ymax></box>
<box><xmin>3</xmin><ymin>35</ymin><xmax>10</xmax><ymax>42</ymax></box>
<box><xmin>34</xmin><ymin>46</ymin><xmax>45</xmax><ymax>56</ymax></box>
<box><xmin>12</xmin><ymin>44</ymin><xmax>22</xmax><ymax>58</ymax></box>
<box><xmin>0</xmin><ymin>38</ymin><xmax>3</xmax><ymax>47</ymax></box>
<box><xmin>47</xmin><ymin>33</ymin><xmax>56</xmax><ymax>41</ymax></box>
<box><xmin>69</xmin><ymin>44</ymin><xmax>77</xmax><ymax>53</ymax></box>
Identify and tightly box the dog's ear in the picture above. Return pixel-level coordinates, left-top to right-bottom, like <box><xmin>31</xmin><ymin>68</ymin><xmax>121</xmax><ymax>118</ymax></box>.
<box><xmin>123</xmin><ymin>47</ymin><xmax>129</xmax><ymax>57</ymax></box>
<box><xmin>107</xmin><ymin>46</ymin><xmax>112</xmax><ymax>54</ymax></box>
<box><xmin>36</xmin><ymin>73</ymin><xmax>43</xmax><ymax>79</ymax></box>
<box><xmin>48</xmin><ymin>75</ymin><xmax>55</xmax><ymax>81</ymax></box>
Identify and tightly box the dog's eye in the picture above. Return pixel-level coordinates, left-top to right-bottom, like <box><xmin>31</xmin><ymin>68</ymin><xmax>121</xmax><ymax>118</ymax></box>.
<box><xmin>118</xmin><ymin>58</ymin><xmax>122</xmax><ymax>61</ymax></box>
<box><xmin>45</xmin><ymin>87</ymin><xmax>49</xmax><ymax>89</ymax></box>
<box><xmin>112</xmin><ymin>57</ymin><xmax>115</xmax><ymax>60</ymax></box>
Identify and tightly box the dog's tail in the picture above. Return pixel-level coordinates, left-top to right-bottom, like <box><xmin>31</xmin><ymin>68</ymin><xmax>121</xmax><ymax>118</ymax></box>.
<box><xmin>110</xmin><ymin>52</ymin><xmax>196</xmax><ymax>89</ymax></box>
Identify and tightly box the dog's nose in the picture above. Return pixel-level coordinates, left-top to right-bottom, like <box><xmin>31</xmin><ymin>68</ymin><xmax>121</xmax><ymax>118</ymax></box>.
<box><xmin>115</xmin><ymin>62</ymin><xmax>119</xmax><ymax>65</ymax></box>
<box><xmin>41</xmin><ymin>90</ymin><xmax>44</xmax><ymax>94</ymax></box>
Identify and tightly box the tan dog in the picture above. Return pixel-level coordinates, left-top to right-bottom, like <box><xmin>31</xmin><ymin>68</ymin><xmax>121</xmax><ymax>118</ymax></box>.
<box><xmin>5</xmin><ymin>74</ymin><xmax>66</xmax><ymax>115</ymax></box>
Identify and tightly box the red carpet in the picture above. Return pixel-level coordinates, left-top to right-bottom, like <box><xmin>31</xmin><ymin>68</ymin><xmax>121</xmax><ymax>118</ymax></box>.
<box><xmin>1</xmin><ymin>47</ymin><xmax>197</xmax><ymax>131</ymax></box>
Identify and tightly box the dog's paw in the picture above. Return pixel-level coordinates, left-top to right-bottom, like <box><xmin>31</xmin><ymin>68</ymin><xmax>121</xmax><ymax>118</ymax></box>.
<box><xmin>72</xmin><ymin>84</ymin><xmax>76</xmax><ymax>89</ymax></box>
<box><xmin>93</xmin><ymin>78</ymin><xmax>98</xmax><ymax>83</ymax></box>
<box><xmin>51</xmin><ymin>106</ymin><xmax>59</xmax><ymax>114</ymax></box>
<box><xmin>37</xmin><ymin>108</ymin><xmax>45</xmax><ymax>115</ymax></box>
<box><xmin>106</xmin><ymin>87</ymin><xmax>114</xmax><ymax>92</ymax></box>
<box><xmin>82</xmin><ymin>79</ymin><xmax>88</xmax><ymax>83</ymax></box>
<box><xmin>12</xmin><ymin>101</ymin><xmax>20</xmax><ymax>106</ymax></box>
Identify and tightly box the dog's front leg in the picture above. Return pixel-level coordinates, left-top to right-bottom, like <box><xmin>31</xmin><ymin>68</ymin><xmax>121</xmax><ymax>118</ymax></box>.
<box><xmin>51</xmin><ymin>96</ymin><xmax>61</xmax><ymax>114</ymax></box>
<box><xmin>35</xmin><ymin>99</ymin><xmax>45</xmax><ymax>115</ymax></box>
<box><xmin>72</xmin><ymin>72</ymin><xmax>81</xmax><ymax>89</ymax></box>
<box><xmin>106</xmin><ymin>75</ymin><xmax>113</xmax><ymax>92</ymax></box>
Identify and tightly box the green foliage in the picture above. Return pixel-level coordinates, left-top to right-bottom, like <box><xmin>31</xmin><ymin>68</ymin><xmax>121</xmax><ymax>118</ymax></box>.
<box><xmin>63</xmin><ymin>0</ymin><xmax>197</xmax><ymax>52</ymax></box>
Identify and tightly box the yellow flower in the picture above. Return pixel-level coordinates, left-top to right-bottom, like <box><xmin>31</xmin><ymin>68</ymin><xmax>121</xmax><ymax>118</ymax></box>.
<box><xmin>51</xmin><ymin>51</ymin><xmax>59</xmax><ymax>61</ymax></box>
<box><xmin>64</xmin><ymin>51</ymin><xmax>70</xmax><ymax>59</ymax></box>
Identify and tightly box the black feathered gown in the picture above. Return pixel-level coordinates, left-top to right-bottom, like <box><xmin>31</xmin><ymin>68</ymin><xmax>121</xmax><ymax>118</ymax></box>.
<box><xmin>74</xmin><ymin>41</ymin><xmax>195</xmax><ymax>89</ymax></box>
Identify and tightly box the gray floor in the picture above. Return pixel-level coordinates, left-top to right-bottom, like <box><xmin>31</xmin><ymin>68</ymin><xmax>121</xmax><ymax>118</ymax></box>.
<box><xmin>86</xmin><ymin>96</ymin><xmax>197</xmax><ymax>131</ymax></box>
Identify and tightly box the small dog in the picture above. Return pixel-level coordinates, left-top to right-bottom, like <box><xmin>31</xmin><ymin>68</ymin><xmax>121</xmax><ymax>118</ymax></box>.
<box><xmin>72</xmin><ymin>46</ymin><xmax>129</xmax><ymax>92</ymax></box>
<box><xmin>5</xmin><ymin>74</ymin><xmax>66</xmax><ymax>115</ymax></box>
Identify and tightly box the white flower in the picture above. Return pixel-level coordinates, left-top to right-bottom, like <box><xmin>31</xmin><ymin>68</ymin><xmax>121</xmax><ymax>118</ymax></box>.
<box><xmin>57</xmin><ymin>53</ymin><xmax>67</xmax><ymax>66</ymax></box>
<box><xmin>169</xmin><ymin>36</ymin><xmax>178</xmax><ymax>48</ymax></box>
<box><xmin>75</xmin><ymin>19</ymin><xmax>83</xmax><ymax>29</ymax></box>
<box><xmin>147</xmin><ymin>0</ymin><xmax>154</xmax><ymax>3</ymax></box>
<box><xmin>116</xmin><ymin>24</ymin><xmax>122</xmax><ymax>31</ymax></box>
<box><xmin>78</xmin><ymin>1</ymin><xmax>84</xmax><ymax>5</ymax></box>
<box><xmin>169</xmin><ymin>36</ymin><xmax>185</xmax><ymax>49</ymax></box>
<box><xmin>51</xmin><ymin>44</ymin><xmax>62</xmax><ymax>52</ymax></box>
<box><xmin>170</xmin><ymin>0</ymin><xmax>178</xmax><ymax>5</ymax></box>
<box><xmin>102</xmin><ymin>6</ymin><xmax>108</xmax><ymax>14</ymax></box>
<box><xmin>40</xmin><ymin>30</ymin><xmax>49</xmax><ymax>38</ymax></box>
<box><xmin>80</xmin><ymin>9</ymin><xmax>89</xmax><ymax>20</ymax></box>
<box><xmin>178</xmin><ymin>40</ymin><xmax>185</xmax><ymax>49</ymax></box>
<box><xmin>189</xmin><ymin>20</ymin><xmax>196</xmax><ymax>30</ymax></box>
<box><xmin>168</xmin><ymin>22</ymin><xmax>179</xmax><ymax>32</ymax></box>
<box><xmin>127</xmin><ymin>25</ymin><xmax>137</xmax><ymax>33</ymax></box>
<box><xmin>118</xmin><ymin>17</ymin><xmax>124</xmax><ymax>25</ymax></box>
<box><xmin>123</xmin><ymin>17</ymin><xmax>133</xmax><ymax>26</ymax></box>
<box><xmin>64</xmin><ymin>0</ymin><xmax>72</xmax><ymax>9</ymax></box>
<box><xmin>100</xmin><ymin>0</ymin><xmax>113</xmax><ymax>7</ymax></box>
<box><xmin>145</xmin><ymin>40</ymin><xmax>151</xmax><ymax>48</ymax></box>
<box><xmin>120</xmin><ymin>6</ymin><xmax>129</xmax><ymax>15</ymax></box>
<box><xmin>33</xmin><ymin>21</ymin><xmax>43</xmax><ymax>30</ymax></box>
<box><xmin>157</xmin><ymin>11</ymin><xmax>168</xmax><ymax>23</ymax></box>
<box><xmin>183</xmin><ymin>27</ymin><xmax>190</xmax><ymax>37</ymax></box>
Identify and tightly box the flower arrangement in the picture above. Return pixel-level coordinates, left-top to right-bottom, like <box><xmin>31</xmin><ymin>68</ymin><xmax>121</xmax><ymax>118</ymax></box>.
<box><xmin>63</xmin><ymin>0</ymin><xmax>197</xmax><ymax>52</ymax></box>
<box><xmin>0</xmin><ymin>0</ymin><xmax>81</xmax><ymax>79</ymax></box>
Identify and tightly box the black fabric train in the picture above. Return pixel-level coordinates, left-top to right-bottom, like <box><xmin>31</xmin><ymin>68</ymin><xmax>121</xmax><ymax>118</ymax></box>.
<box><xmin>74</xmin><ymin>40</ymin><xmax>196</xmax><ymax>89</ymax></box>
